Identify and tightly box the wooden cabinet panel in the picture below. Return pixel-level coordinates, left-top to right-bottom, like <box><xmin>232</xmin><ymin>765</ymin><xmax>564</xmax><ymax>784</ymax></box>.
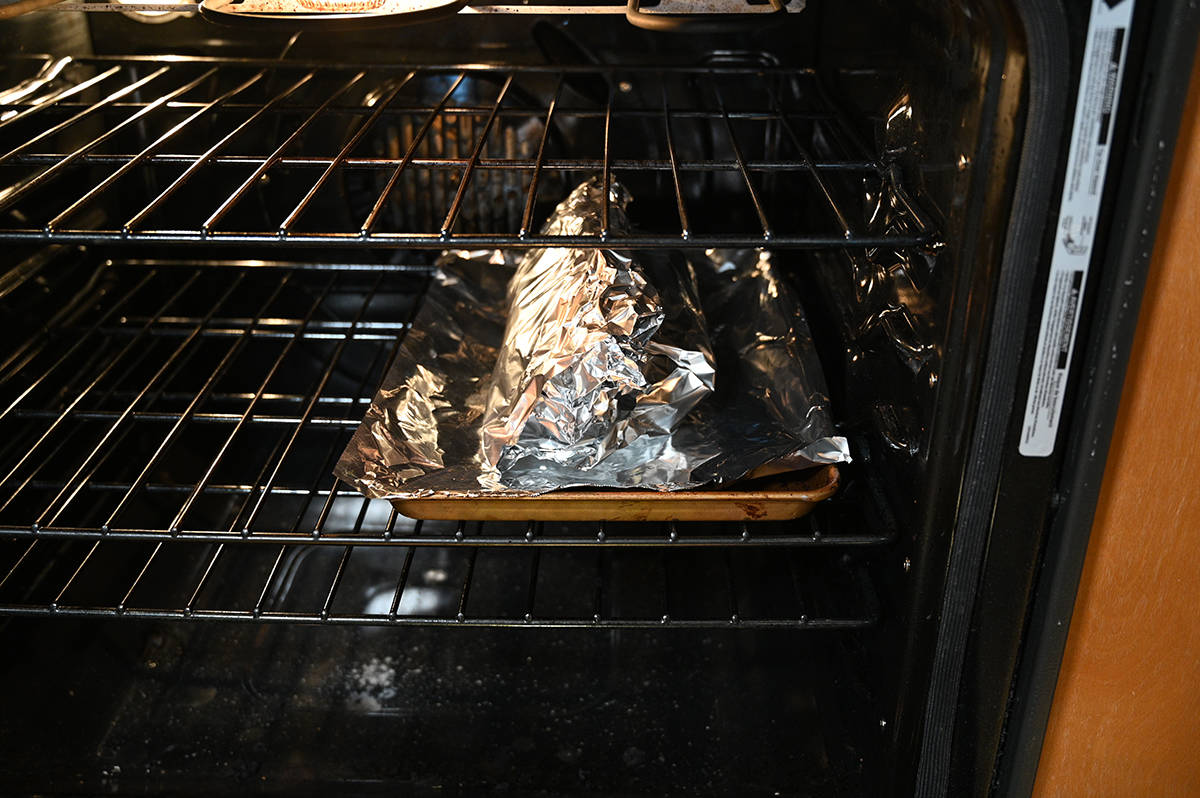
<box><xmin>1032</xmin><ymin>47</ymin><xmax>1200</xmax><ymax>798</ymax></box>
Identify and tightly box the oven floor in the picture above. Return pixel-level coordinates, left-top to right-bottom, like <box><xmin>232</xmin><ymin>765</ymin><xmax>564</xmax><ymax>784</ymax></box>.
<box><xmin>0</xmin><ymin>618</ymin><xmax>872</xmax><ymax>796</ymax></box>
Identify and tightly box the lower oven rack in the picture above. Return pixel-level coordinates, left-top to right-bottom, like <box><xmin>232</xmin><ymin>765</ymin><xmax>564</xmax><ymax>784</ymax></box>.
<box><xmin>0</xmin><ymin>537</ymin><xmax>881</xmax><ymax>629</ymax></box>
<box><xmin>0</xmin><ymin>54</ymin><xmax>934</xmax><ymax>249</ymax></box>
<box><xmin>0</xmin><ymin>258</ymin><xmax>893</xmax><ymax>629</ymax></box>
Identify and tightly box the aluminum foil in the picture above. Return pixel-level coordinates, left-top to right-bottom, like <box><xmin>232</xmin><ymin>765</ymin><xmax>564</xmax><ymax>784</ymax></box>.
<box><xmin>335</xmin><ymin>179</ymin><xmax>849</xmax><ymax>500</ymax></box>
<box><xmin>479</xmin><ymin>178</ymin><xmax>716</xmax><ymax>489</ymax></box>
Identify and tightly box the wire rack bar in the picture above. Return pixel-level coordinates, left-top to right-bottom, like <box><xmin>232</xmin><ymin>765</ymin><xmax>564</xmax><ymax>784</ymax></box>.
<box><xmin>0</xmin><ymin>64</ymin><xmax>123</xmax><ymax>133</ymax></box>
<box><xmin>661</xmin><ymin>86</ymin><xmax>691</xmax><ymax>238</ymax></box>
<box><xmin>520</xmin><ymin>77</ymin><xmax>561</xmax><ymax>238</ymax></box>
<box><xmin>7</xmin><ymin>2</ymin><xmax>805</xmax><ymax>14</ymax></box>
<box><xmin>0</xmin><ymin>103</ymin><xmax>851</xmax><ymax>124</ymax></box>
<box><xmin>0</xmin><ymin>231</ymin><xmax>922</xmax><ymax>248</ymax></box>
<box><xmin>3</xmin><ymin>154</ymin><xmax>879</xmax><ymax>173</ymax></box>
<box><xmin>362</xmin><ymin>73</ymin><xmax>466</xmax><ymax>234</ymax></box>
<box><xmin>0</xmin><ymin>525</ymin><xmax>894</xmax><ymax>547</ymax></box>
<box><xmin>14</xmin><ymin>55</ymin><xmax>828</xmax><ymax>72</ymax></box>
<box><xmin>710</xmin><ymin>75</ymin><xmax>772</xmax><ymax>238</ymax></box>
<box><xmin>441</xmin><ymin>73</ymin><xmax>513</xmax><ymax>236</ymax></box>
<box><xmin>0</xmin><ymin>606</ymin><xmax>875</xmax><ymax>628</ymax></box>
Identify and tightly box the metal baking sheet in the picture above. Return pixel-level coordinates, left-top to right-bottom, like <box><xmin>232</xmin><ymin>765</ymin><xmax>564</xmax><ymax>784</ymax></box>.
<box><xmin>392</xmin><ymin>465</ymin><xmax>839</xmax><ymax>521</ymax></box>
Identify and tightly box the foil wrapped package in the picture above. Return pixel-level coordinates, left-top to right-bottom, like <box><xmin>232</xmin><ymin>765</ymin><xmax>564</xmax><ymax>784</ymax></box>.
<box><xmin>479</xmin><ymin>178</ymin><xmax>716</xmax><ymax>488</ymax></box>
<box><xmin>335</xmin><ymin>178</ymin><xmax>850</xmax><ymax>499</ymax></box>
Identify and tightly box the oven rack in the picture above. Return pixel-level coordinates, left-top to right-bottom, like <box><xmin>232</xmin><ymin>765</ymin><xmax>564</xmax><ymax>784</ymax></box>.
<box><xmin>8</xmin><ymin>0</ymin><xmax>792</xmax><ymax>15</ymax></box>
<box><xmin>0</xmin><ymin>259</ymin><xmax>895</xmax><ymax>549</ymax></box>
<box><xmin>0</xmin><ymin>55</ymin><xmax>933</xmax><ymax>249</ymax></box>
<box><xmin>0</xmin><ymin>536</ymin><xmax>879</xmax><ymax>628</ymax></box>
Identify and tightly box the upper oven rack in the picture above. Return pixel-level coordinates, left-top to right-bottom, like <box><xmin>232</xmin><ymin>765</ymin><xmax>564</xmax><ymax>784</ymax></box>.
<box><xmin>5</xmin><ymin>0</ymin><xmax>798</xmax><ymax>18</ymax></box>
<box><xmin>0</xmin><ymin>55</ymin><xmax>934</xmax><ymax>249</ymax></box>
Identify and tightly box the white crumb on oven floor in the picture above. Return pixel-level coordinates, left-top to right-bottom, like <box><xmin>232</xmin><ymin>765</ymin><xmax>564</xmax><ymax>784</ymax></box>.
<box><xmin>345</xmin><ymin>656</ymin><xmax>398</xmax><ymax>711</ymax></box>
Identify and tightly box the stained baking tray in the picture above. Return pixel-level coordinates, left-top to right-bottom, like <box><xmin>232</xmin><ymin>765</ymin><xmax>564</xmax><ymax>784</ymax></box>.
<box><xmin>391</xmin><ymin>465</ymin><xmax>839</xmax><ymax>521</ymax></box>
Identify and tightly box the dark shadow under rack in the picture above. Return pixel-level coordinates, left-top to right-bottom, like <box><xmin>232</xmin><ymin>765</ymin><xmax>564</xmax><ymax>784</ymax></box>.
<box><xmin>0</xmin><ymin>55</ymin><xmax>934</xmax><ymax>249</ymax></box>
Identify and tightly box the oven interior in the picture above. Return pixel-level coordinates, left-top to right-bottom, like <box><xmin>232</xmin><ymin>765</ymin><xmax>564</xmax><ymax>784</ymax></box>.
<box><xmin>0</xmin><ymin>2</ymin><xmax>1026</xmax><ymax>795</ymax></box>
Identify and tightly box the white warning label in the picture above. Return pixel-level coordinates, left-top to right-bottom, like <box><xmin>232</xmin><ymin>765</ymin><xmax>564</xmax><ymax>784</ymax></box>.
<box><xmin>1019</xmin><ymin>0</ymin><xmax>1135</xmax><ymax>457</ymax></box>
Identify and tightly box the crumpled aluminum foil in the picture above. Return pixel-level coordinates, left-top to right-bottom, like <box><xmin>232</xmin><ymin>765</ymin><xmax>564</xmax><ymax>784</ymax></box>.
<box><xmin>479</xmin><ymin>178</ymin><xmax>716</xmax><ymax>488</ymax></box>
<box><xmin>335</xmin><ymin>179</ymin><xmax>849</xmax><ymax>500</ymax></box>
